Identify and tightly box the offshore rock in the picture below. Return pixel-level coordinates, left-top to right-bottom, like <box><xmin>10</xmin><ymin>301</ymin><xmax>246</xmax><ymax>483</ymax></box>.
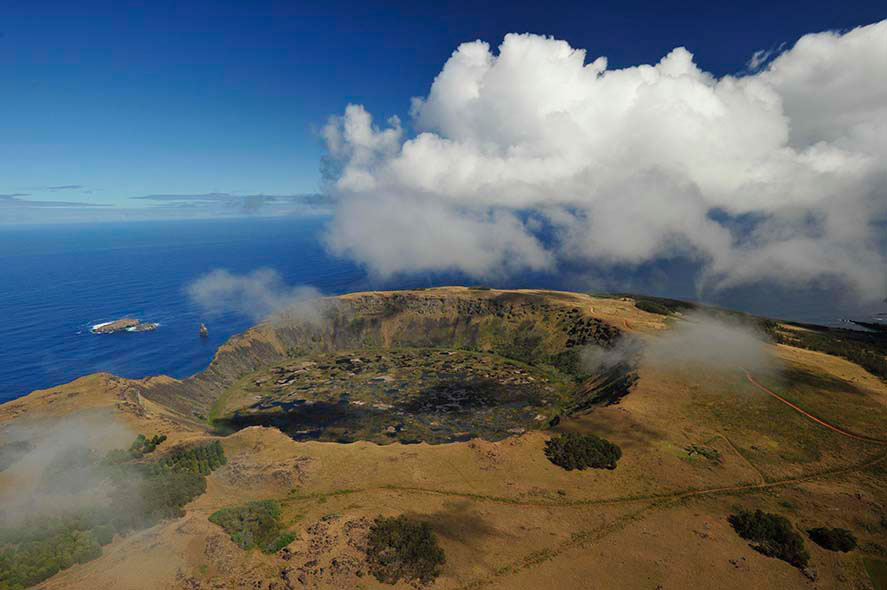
<box><xmin>92</xmin><ymin>319</ymin><xmax>158</xmax><ymax>334</ymax></box>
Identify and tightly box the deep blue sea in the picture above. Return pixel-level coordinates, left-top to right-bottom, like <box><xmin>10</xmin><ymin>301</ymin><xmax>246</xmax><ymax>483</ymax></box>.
<box><xmin>1</xmin><ymin>217</ymin><xmax>883</xmax><ymax>404</ymax></box>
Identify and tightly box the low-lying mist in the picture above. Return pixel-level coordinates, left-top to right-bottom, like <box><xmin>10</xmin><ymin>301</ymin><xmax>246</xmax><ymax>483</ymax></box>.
<box><xmin>576</xmin><ymin>312</ymin><xmax>774</xmax><ymax>376</ymax></box>
<box><xmin>645</xmin><ymin>312</ymin><xmax>774</xmax><ymax>373</ymax></box>
<box><xmin>0</xmin><ymin>410</ymin><xmax>134</xmax><ymax>527</ymax></box>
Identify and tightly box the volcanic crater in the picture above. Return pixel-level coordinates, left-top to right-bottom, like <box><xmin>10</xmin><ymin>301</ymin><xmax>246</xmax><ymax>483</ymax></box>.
<box><xmin>145</xmin><ymin>289</ymin><xmax>640</xmax><ymax>444</ymax></box>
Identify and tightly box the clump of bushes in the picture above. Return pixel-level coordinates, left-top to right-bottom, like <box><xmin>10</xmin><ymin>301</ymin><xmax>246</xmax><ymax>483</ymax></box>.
<box><xmin>728</xmin><ymin>509</ymin><xmax>809</xmax><ymax>568</ymax></box>
<box><xmin>622</xmin><ymin>294</ymin><xmax>698</xmax><ymax>316</ymax></box>
<box><xmin>634</xmin><ymin>300</ymin><xmax>673</xmax><ymax>316</ymax></box>
<box><xmin>366</xmin><ymin>515</ymin><xmax>445</xmax><ymax>585</ymax></box>
<box><xmin>0</xmin><ymin>526</ymin><xmax>103</xmax><ymax>589</ymax></box>
<box><xmin>134</xmin><ymin>433</ymin><xmax>167</xmax><ymax>455</ymax></box>
<box><xmin>104</xmin><ymin>433</ymin><xmax>168</xmax><ymax>463</ymax></box>
<box><xmin>544</xmin><ymin>432</ymin><xmax>622</xmax><ymax>470</ymax></box>
<box><xmin>151</xmin><ymin>440</ymin><xmax>226</xmax><ymax>475</ymax></box>
<box><xmin>209</xmin><ymin>500</ymin><xmax>294</xmax><ymax>553</ymax></box>
<box><xmin>808</xmin><ymin>527</ymin><xmax>857</xmax><ymax>552</ymax></box>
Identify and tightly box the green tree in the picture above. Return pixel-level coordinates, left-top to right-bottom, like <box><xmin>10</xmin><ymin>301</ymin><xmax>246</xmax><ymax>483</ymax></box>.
<box><xmin>544</xmin><ymin>432</ymin><xmax>622</xmax><ymax>470</ymax></box>
<box><xmin>729</xmin><ymin>509</ymin><xmax>809</xmax><ymax>568</ymax></box>
<box><xmin>365</xmin><ymin>515</ymin><xmax>445</xmax><ymax>585</ymax></box>
<box><xmin>807</xmin><ymin>527</ymin><xmax>856</xmax><ymax>552</ymax></box>
<box><xmin>208</xmin><ymin>500</ymin><xmax>292</xmax><ymax>553</ymax></box>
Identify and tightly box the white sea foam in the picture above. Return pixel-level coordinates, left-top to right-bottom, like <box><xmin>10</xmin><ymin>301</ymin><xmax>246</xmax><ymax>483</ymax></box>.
<box><xmin>125</xmin><ymin>322</ymin><xmax>159</xmax><ymax>332</ymax></box>
<box><xmin>90</xmin><ymin>321</ymin><xmax>114</xmax><ymax>331</ymax></box>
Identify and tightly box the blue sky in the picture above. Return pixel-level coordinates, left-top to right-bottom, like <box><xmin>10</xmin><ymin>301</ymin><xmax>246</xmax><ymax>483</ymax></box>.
<box><xmin>1</xmin><ymin>0</ymin><xmax>884</xmax><ymax>222</ymax></box>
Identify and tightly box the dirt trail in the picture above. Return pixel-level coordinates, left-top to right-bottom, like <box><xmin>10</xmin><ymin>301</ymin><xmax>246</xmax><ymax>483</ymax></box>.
<box><xmin>275</xmin><ymin>448</ymin><xmax>887</xmax><ymax>512</ymax></box>
<box><xmin>446</xmin><ymin>450</ymin><xmax>887</xmax><ymax>589</ymax></box>
<box><xmin>745</xmin><ymin>371</ymin><xmax>887</xmax><ymax>445</ymax></box>
<box><xmin>706</xmin><ymin>432</ymin><xmax>767</xmax><ymax>484</ymax></box>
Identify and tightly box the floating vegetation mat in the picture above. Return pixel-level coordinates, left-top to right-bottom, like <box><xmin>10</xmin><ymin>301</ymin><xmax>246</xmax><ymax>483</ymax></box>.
<box><xmin>213</xmin><ymin>348</ymin><xmax>573</xmax><ymax>444</ymax></box>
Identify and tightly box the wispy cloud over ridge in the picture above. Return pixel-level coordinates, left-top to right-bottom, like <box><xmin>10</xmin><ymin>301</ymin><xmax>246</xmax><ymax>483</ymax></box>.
<box><xmin>320</xmin><ymin>21</ymin><xmax>887</xmax><ymax>300</ymax></box>
<box><xmin>186</xmin><ymin>268</ymin><xmax>323</xmax><ymax>322</ymax></box>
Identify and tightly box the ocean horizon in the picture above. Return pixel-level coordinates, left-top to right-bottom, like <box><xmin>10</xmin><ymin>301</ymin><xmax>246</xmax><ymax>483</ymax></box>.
<box><xmin>1</xmin><ymin>216</ymin><xmax>883</xmax><ymax>404</ymax></box>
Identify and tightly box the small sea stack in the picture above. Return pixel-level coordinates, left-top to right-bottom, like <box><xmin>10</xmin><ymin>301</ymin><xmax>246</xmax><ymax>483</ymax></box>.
<box><xmin>199</xmin><ymin>323</ymin><xmax>209</xmax><ymax>338</ymax></box>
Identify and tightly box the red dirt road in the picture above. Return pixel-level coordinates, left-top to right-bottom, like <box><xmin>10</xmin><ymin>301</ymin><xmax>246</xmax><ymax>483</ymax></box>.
<box><xmin>745</xmin><ymin>371</ymin><xmax>887</xmax><ymax>445</ymax></box>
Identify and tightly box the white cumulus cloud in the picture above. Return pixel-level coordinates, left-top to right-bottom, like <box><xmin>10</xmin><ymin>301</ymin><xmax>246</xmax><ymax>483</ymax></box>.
<box><xmin>321</xmin><ymin>22</ymin><xmax>887</xmax><ymax>298</ymax></box>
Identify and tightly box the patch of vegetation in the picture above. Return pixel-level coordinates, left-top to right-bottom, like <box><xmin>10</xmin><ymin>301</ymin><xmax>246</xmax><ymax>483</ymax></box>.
<box><xmin>807</xmin><ymin>527</ymin><xmax>857</xmax><ymax>552</ymax></box>
<box><xmin>149</xmin><ymin>440</ymin><xmax>226</xmax><ymax>476</ymax></box>
<box><xmin>621</xmin><ymin>294</ymin><xmax>698</xmax><ymax>316</ymax></box>
<box><xmin>104</xmin><ymin>433</ymin><xmax>168</xmax><ymax>463</ymax></box>
<box><xmin>216</xmin><ymin>348</ymin><xmax>573</xmax><ymax>444</ymax></box>
<box><xmin>208</xmin><ymin>500</ymin><xmax>294</xmax><ymax>553</ymax></box>
<box><xmin>544</xmin><ymin>432</ymin><xmax>622</xmax><ymax>470</ymax></box>
<box><xmin>366</xmin><ymin>515</ymin><xmax>445</xmax><ymax>585</ymax></box>
<box><xmin>634</xmin><ymin>300</ymin><xmax>673</xmax><ymax>315</ymax></box>
<box><xmin>685</xmin><ymin>444</ymin><xmax>722</xmax><ymax>463</ymax></box>
<box><xmin>550</xmin><ymin>349</ymin><xmax>588</xmax><ymax>381</ymax></box>
<box><xmin>0</xmin><ymin>522</ymin><xmax>102</xmax><ymax>589</ymax></box>
<box><xmin>0</xmin><ymin>441</ymin><xmax>225</xmax><ymax>590</ymax></box>
<box><xmin>133</xmin><ymin>433</ymin><xmax>166</xmax><ymax>455</ymax></box>
<box><xmin>728</xmin><ymin>509</ymin><xmax>809</xmax><ymax>568</ymax></box>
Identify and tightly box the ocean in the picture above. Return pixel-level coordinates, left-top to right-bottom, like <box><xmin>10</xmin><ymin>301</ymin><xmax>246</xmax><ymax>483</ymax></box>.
<box><xmin>1</xmin><ymin>216</ymin><xmax>883</xmax><ymax>404</ymax></box>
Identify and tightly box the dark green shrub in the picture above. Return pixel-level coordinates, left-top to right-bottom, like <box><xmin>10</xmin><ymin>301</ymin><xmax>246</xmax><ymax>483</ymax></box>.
<box><xmin>728</xmin><ymin>509</ymin><xmax>809</xmax><ymax>568</ymax></box>
<box><xmin>150</xmin><ymin>440</ymin><xmax>226</xmax><ymax>475</ymax></box>
<box><xmin>366</xmin><ymin>515</ymin><xmax>445</xmax><ymax>585</ymax></box>
<box><xmin>620</xmin><ymin>294</ymin><xmax>698</xmax><ymax>315</ymax></box>
<box><xmin>544</xmin><ymin>432</ymin><xmax>621</xmax><ymax>470</ymax></box>
<box><xmin>209</xmin><ymin>500</ymin><xmax>292</xmax><ymax>553</ymax></box>
<box><xmin>634</xmin><ymin>300</ymin><xmax>673</xmax><ymax>315</ymax></box>
<box><xmin>808</xmin><ymin>527</ymin><xmax>857</xmax><ymax>552</ymax></box>
<box><xmin>104</xmin><ymin>433</ymin><xmax>168</xmax><ymax>463</ymax></box>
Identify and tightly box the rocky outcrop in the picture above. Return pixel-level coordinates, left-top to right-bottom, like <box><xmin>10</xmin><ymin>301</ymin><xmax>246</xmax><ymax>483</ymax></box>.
<box><xmin>92</xmin><ymin>319</ymin><xmax>158</xmax><ymax>334</ymax></box>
